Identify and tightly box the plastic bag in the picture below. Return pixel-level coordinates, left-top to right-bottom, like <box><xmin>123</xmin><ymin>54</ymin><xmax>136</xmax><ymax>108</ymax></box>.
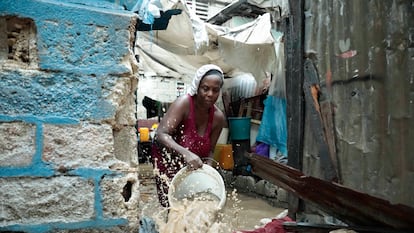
<box><xmin>255</xmin><ymin>142</ymin><xmax>270</xmax><ymax>157</ymax></box>
<box><xmin>132</xmin><ymin>0</ymin><xmax>160</xmax><ymax>25</ymax></box>
<box><xmin>256</xmin><ymin>95</ymin><xmax>287</xmax><ymax>157</ymax></box>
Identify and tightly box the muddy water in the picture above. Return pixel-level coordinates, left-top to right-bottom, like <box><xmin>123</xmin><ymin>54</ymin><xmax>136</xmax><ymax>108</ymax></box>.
<box><xmin>221</xmin><ymin>191</ymin><xmax>285</xmax><ymax>231</ymax></box>
<box><xmin>158</xmin><ymin>197</ymin><xmax>225</xmax><ymax>233</ymax></box>
<box><xmin>139</xmin><ymin>163</ymin><xmax>285</xmax><ymax>232</ymax></box>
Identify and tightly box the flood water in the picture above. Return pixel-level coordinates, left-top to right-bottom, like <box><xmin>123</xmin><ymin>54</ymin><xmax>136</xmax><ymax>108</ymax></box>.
<box><xmin>138</xmin><ymin>163</ymin><xmax>285</xmax><ymax>232</ymax></box>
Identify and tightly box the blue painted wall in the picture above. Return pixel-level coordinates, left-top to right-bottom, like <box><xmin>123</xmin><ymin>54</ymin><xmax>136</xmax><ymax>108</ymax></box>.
<box><xmin>0</xmin><ymin>0</ymin><xmax>137</xmax><ymax>120</ymax></box>
<box><xmin>1</xmin><ymin>0</ymin><xmax>135</xmax><ymax>75</ymax></box>
<box><xmin>0</xmin><ymin>70</ymin><xmax>116</xmax><ymax>120</ymax></box>
<box><xmin>0</xmin><ymin>0</ymin><xmax>138</xmax><ymax>232</ymax></box>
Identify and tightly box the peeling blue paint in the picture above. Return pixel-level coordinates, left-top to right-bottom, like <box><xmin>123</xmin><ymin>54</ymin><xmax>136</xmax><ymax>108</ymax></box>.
<box><xmin>0</xmin><ymin>71</ymin><xmax>116</xmax><ymax>120</ymax></box>
<box><xmin>0</xmin><ymin>166</ymin><xmax>55</xmax><ymax>177</ymax></box>
<box><xmin>0</xmin><ymin>115</ymin><xmax>79</xmax><ymax>124</ymax></box>
<box><xmin>0</xmin><ymin>0</ymin><xmax>134</xmax><ymax>231</ymax></box>
<box><xmin>34</xmin><ymin>122</ymin><xmax>44</xmax><ymax>164</ymax></box>
<box><xmin>0</xmin><ymin>114</ymin><xmax>129</xmax><ymax>232</ymax></box>
<box><xmin>69</xmin><ymin>168</ymin><xmax>124</xmax><ymax>222</ymax></box>
<box><xmin>0</xmin><ymin>0</ymin><xmax>137</xmax><ymax>75</ymax></box>
<box><xmin>0</xmin><ymin>115</ymin><xmax>76</xmax><ymax>176</ymax></box>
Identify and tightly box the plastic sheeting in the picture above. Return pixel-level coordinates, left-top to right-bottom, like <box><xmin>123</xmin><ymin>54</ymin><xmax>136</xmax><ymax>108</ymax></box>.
<box><xmin>136</xmin><ymin>35</ymin><xmax>197</xmax><ymax>81</ymax></box>
<box><xmin>135</xmin><ymin>1</ymin><xmax>283</xmax><ymax>86</ymax></box>
<box><xmin>138</xmin><ymin>0</ymin><xmax>210</xmax><ymax>55</ymax></box>
<box><xmin>132</xmin><ymin>0</ymin><xmax>162</xmax><ymax>24</ymax></box>
<box><xmin>256</xmin><ymin>95</ymin><xmax>287</xmax><ymax>157</ymax></box>
<box><xmin>247</xmin><ymin>0</ymin><xmax>290</xmax><ymax>17</ymax></box>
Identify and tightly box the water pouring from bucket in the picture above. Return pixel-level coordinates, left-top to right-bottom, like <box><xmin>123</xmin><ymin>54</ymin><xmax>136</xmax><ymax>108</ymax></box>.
<box><xmin>168</xmin><ymin>164</ymin><xmax>226</xmax><ymax>210</ymax></box>
<box><xmin>157</xmin><ymin>165</ymin><xmax>228</xmax><ymax>232</ymax></box>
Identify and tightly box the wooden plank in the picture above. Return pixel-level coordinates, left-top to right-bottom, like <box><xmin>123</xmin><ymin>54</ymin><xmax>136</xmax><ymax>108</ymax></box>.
<box><xmin>320</xmin><ymin>101</ymin><xmax>340</xmax><ymax>181</ymax></box>
<box><xmin>303</xmin><ymin>59</ymin><xmax>339</xmax><ymax>182</ymax></box>
<box><xmin>246</xmin><ymin>101</ymin><xmax>253</xmax><ymax>117</ymax></box>
<box><xmin>238</xmin><ymin>98</ymin><xmax>246</xmax><ymax>117</ymax></box>
<box><xmin>248</xmin><ymin>153</ymin><xmax>414</xmax><ymax>231</ymax></box>
<box><xmin>285</xmin><ymin>0</ymin><xmax>305</xmax><ymax>219</ymax></box>
<box><xmin>222</xmin><ymin>91</ymin><xmax>234</xmax><ymax>117</ymax></box>
<box><xmin>283</xmin><ymin>222</ymin><xmax>409</xmax><ymax>233</ymax></box>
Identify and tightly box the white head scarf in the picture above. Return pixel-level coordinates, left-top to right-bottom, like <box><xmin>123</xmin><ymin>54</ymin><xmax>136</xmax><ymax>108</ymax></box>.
<box><xmin>187</xmin><ymin>64</ymin><xmax>224</xmax><ymax>96</ymax></box>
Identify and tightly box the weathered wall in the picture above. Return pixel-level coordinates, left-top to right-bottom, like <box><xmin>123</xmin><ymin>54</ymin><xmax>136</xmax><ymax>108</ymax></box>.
<box><xmin>136</xmin><ymin>75</ymin><xmax>182</xmax><ymax>119</ymax></box>
<box><xmin>0</xmin><ymin>0</ymin><xmax>140</xmax><ymax>232</ymax></box>
<box><xmin>300</xmin><ymin>0</ymin><xmax>413</xmax><ymax>221</ymax></box>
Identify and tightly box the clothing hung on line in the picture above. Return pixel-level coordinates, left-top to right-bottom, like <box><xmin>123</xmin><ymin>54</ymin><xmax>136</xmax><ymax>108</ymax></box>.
<box><xmin>151</xmin><ymin>94</ymin><xmax>215</xmax><ymax>207</ymax></box>
<box><xmin>142</xmin><ymin>96</ymin><xmax>171</xmax><ymax>119</ymax></box>
<box><xmin>142</xmin><ymin>96</ymin><xmax>160</xmax><ymax>119</ymax></box>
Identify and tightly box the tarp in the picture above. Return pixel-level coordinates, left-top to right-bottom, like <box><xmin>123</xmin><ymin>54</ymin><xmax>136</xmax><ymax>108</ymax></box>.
<box><xmin>134</xmin><ymin>0</ymin><xmax>284</xmax><ymax>85</ymax></box>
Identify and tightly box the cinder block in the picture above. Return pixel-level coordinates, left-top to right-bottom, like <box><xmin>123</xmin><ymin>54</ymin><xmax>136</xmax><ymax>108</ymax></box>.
<box><xmin>0</xmin><ymin>176</ymin><xmax>95</xmax><ymax>225</ymax></box>
<box><xmin>43</xmin><ymin>123</ymin><xmax>121</xmax><ymax>169</ymax></box>
<box><xmin>0</xmin><ymin>122</ymin><xmax>36</xmax><ymax>167</ymax></box>
<box><xmin>234</xmin><ymin>175</ymin><xmax>256</xmax><ymax>192</ymax></box>
<box><xmin>254</xmin><ymin>179</ymin><xmax>277</xmax><ymax>198</ymax></box>
<box><xmin>101</xmin><ymin>172</ymin><xmax>140</xmax><ymax>229</ymax></box>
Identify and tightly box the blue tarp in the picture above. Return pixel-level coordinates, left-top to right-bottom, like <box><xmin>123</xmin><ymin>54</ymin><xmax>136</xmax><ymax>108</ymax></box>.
<box><xmin>256</xmin><ymin>95</ymin><xmax>287</xmax><ymax>157</ymax></box>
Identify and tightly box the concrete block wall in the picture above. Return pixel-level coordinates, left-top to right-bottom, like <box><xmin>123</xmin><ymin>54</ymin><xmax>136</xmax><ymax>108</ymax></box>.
<box><xmin>221</xmin><ymin>170</ymin><xmax>288</xmax><ymax>209</ymax></box>
<box><xmin>0</xmin><ymin>1</ymin><xmax>140</xmax><ymax>232</ymax></box>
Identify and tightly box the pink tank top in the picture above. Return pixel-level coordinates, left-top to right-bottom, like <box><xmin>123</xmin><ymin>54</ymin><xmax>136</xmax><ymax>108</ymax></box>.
<box><xmin>174</xmin><ymin>94</ymin><xmax>215</xmax><ymax>158</ymax></box>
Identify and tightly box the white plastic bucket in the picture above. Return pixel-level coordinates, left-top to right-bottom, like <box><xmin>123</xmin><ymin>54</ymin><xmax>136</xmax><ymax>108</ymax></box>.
<box><xmin>168</xmin><ymin>164</ymin><xmax>226</xmax><ymax>210</ymax></box>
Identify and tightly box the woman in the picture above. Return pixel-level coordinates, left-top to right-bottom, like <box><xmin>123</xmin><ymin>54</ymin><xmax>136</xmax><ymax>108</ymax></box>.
<box><xmin>151</xmin><ymin>64</ymin><xmax>226</xmax><ymax>207</ymax></box>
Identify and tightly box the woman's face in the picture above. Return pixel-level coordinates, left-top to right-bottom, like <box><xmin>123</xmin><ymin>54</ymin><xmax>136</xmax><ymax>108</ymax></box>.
<box><xmin>197</xmin><ymin>74</ymin><xmax>222</xmax><ymax>107</ymax></box>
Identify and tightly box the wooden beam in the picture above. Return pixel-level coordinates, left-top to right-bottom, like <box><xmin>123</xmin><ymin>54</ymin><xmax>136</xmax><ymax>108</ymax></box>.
<box><xmin>285</xmin><ymin>0</ymin><xmax>305</xmax><ymax>219</ymax></box>
<box><xmin>248</xmin><ymin>153</ymin><xmax>414</xmax><ymax>231</ymax></box>
<box><xmin>303</xmin><ymin>59</ymin><xmax>339</xmax><ymax>182</ymax></box>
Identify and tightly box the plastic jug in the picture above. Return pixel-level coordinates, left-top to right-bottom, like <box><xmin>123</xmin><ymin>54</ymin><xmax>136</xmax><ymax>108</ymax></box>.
<box><xmin>219</xmin><ymin>144</ymin><xmax>234</xmax><ymax>170</ymax></box>
<box><xmin>139</xmin><ymin>127</ymin><xmax>150</xmax><ymax>142</ymax></box>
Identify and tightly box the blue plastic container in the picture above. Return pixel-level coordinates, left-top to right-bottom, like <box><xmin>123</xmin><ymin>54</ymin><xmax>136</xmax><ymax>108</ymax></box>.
<box><xmin>228</xmin><ymin>117</ymin><xmax>251</xmax><ymax>140</ymax></box>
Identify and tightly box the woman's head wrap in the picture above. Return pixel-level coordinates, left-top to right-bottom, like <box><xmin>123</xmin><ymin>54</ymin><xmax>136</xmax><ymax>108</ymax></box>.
<box><xmin>187</xmin><ymin>64</ymin><xmax>224</xmax><ymax>96</ymax></box>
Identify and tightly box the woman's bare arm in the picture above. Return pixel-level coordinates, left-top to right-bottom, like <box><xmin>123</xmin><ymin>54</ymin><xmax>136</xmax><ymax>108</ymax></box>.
<box><xmin>155</xmin><ymin>95</ymin><xmax>204</xmax><ymax>169</ymax></box>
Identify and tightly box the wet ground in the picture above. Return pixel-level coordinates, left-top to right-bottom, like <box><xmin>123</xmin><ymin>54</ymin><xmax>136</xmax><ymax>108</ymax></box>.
<box><xmin>138</xmin><ymin>163</ymin><xmax>285</xmax><ymax>232</ymax></box>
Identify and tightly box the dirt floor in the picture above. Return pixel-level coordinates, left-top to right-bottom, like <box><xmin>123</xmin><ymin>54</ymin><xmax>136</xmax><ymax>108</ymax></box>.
<box><xmin>138</xmin><ymin>163</ymin><xmax>285</xmax><ymax>232</ymax></box>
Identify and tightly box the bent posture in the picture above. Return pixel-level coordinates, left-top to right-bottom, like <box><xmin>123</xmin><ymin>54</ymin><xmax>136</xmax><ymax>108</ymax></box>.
<box><xmin>151</xmin><ymin>64</ymin><xmax>226</xmax><ymax>207</ymax></box>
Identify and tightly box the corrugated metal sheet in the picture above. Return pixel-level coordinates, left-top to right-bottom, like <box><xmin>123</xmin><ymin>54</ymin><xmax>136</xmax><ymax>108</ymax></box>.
<box><xmin>302</xmin><ymin>0</ymin><xmax>413</xmax><ymax>208</ymax></box>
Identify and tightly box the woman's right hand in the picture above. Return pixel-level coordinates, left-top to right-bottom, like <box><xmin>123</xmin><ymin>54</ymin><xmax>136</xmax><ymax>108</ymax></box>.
<box><xmin>184</xmin><ymin>151</ymin><xmax>203</xmax><ymax>171</ymax></box>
